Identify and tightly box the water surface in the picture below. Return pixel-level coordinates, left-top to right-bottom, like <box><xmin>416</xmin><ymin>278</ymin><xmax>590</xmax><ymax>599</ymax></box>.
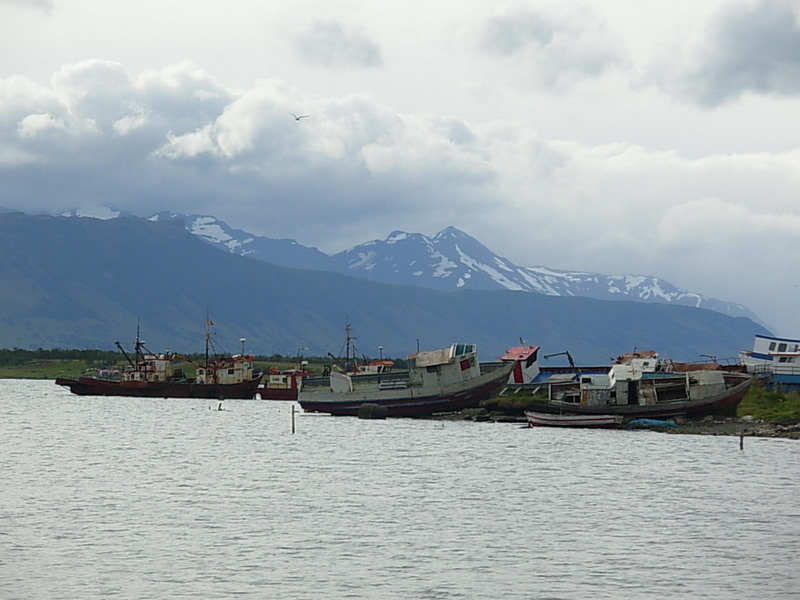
<box><xmin>2</xmin><ymin>380</ymin><xmax>798</xmax><ymax>599</ymax></box>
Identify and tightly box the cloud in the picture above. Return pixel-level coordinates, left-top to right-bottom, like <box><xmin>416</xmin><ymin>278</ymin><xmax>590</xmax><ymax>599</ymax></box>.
<box><xmin>661</xmin><ymin>0</ymin><xmax>800</xmax><ymax>106</ymax></box>
<box><xmin>51</xmin><ymin>60</ymin><xmax>134</xmax><ymax>132</ymax></box>
<box><xmin>478</xmin><ymin>7</ymin><xmax>627</xmax><ymax>89</ymax></box>
<box><xmin>0</xmin><ymin>0</ymin><xmax>53</xmax><ymax>11</ymax></box>
<box><xmin>2</xmin><ymin>58</ymin><xmax>800</xmax><ymax>334</ymax></box>
<box><xmin>293</xmin><ymin>20</ymin><xmax>383</xmax><ymax>69</ymax></box>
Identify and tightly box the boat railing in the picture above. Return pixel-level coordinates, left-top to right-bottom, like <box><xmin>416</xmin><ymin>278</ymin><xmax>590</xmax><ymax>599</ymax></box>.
<box><xmin>303</xmin><ymin>370</ymin><xmax>410</xmax><ymax>388</ymax></box>
<box><xmin>751</xmin><ymin>364</ymin><xmax>800</xmax><ymax>376</ymax></box>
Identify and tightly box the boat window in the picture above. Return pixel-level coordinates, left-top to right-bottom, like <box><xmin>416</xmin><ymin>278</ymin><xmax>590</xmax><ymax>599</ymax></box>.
<box><xmin>228</xmin><ymin>369</ymin><xmax>235</xmax><ymax>375</ymax></box>
<box><xmin>455</xmin><ymin>344</ymin><xmax>465</xmax><ymax>356</ymax></box>
<box><xmin>778</xmin><ymin>343</ymin><xmax>788</xmax><ymax>352</ymax></box>
<box><xmin>769</xmin><ymin>342</ymin><xmax>776</xmax><ymax>351</ymax></box>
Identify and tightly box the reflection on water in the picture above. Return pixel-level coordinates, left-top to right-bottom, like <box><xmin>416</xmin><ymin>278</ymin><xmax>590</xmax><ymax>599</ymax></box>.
<box><xmin>1</xmin><ymin>379</ymin><xmax>799</xmax><ymax>599</ymax></box>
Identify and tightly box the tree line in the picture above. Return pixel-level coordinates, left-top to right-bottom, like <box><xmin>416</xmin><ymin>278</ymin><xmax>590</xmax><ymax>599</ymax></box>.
<box><xmin>0</xmin><ymin>348</ymin><xmax>406</xmax><ymax>368</ymax></box>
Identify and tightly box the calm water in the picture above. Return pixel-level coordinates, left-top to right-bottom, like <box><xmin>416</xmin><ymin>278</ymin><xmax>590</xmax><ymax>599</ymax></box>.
<box><xmin>1</xmin><ymin>380</ymin><xmax>798</xmax><ymax>600</ymax></box>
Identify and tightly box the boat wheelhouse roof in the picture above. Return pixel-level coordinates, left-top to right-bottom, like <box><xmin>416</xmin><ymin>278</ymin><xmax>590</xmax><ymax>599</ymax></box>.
<box><xmin>753</xmin><ymin>333</ymin><xmax>800</xmax><ymax>346</ymax></box>
<box><xmin>499</xmin><ymin>345</ymin><xmax>540</xmax><ymax>361</ymax></box>
<box><xmin>409</xmin><ymin>344</ymin><xmax>476</xmax><ymax>367</ymax></box>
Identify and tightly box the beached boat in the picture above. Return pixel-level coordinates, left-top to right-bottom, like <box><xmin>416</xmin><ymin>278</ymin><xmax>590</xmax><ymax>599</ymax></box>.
<box><xmin>740</xmin><ymin>334</ymin><xmax>800</xmax><ymax>374</ymax></box>
<box><xmin>525</xmin><ymin>411</ymin><xmax>623</xmax><ymax>428</ymax></box>
<box><xmin>258</xmin><ymin>323</ymin><xmax>395</xmax><ymax>401</ymax></box>
<box><xmin>509</xmin><ymin>350</ymin><xmax>753</xmax><ymax>419</ymax></box>
<box><xmin>298</xmin><ymin>343</ymin><xmax>514</xmax><ymax>417</ymax></box>
<box><xmin>55</xmin><ymin>322</ymin><xmax>261</xmax><ymax>399</ymax></box>
<box><xmin>739</xmin><ymin>334</ymin><xmax>800</xmax><ymax>391</ymax></box>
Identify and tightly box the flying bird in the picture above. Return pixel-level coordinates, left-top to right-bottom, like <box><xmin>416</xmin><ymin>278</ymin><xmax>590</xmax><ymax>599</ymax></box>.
<box><xmin>290</xmin><ymin>113</ymin><xmax>309</xmax><ymax>121</ymax></box>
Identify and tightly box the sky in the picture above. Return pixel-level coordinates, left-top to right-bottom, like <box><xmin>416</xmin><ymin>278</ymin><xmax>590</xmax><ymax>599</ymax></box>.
<box><xmin>1</xmin><ymin>0</ymin><xmax>800</xmax><ymax>337</ymax></box>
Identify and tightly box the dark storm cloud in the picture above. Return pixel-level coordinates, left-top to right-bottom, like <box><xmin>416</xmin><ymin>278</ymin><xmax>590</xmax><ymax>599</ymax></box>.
<box><xmin>478</xmin><ymin>8</ymin><xmax>626</xmax><ymax>88</ymax></box>
<box><xmin>293</xmin><ymin>21</ymin><xmax>383</xmax><ymax>68</ymax></box>
<box><xmin>679</xmin><ymin>0</ymin><xmax>800</xmax><ymax>105</ymax></box>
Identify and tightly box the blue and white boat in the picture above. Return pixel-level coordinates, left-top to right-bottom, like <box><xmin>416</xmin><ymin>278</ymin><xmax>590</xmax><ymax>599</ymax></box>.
<box><xmin>740</xmin><ymin>334</ymin><xmax>800</xmax><ymax>390</ymax></box>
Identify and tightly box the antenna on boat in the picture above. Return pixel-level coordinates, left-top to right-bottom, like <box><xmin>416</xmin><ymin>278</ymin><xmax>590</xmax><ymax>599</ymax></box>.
<box><xmin>240</xmin><ymin>338</ymin><xmax>246</xmax><ymax>355</ymax></box>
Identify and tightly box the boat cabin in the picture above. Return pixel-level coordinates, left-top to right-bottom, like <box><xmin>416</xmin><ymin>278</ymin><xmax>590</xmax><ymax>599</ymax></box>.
<box><xmin>740</xmin><ymin>334</ymin><xmax>800</xmax><ymax>375</ymax></box>
<box><xmin>407</xmin><ymin>343</ymin><xmax>480</xmax><ymax>387</ymax></box>
<box><xmin>196</xmin><ymin>354</ymin><xmax>255</xmax><ymax>385</ymax></box>
<box><xmin>121</xmin><ymin>354</ymin><xmax>175</xmax><ymax>382</ymax></box>
<box><xmin>499</xmin><ymin>345</ymin><xmax>541</xmax><ymax>384</ymax></box>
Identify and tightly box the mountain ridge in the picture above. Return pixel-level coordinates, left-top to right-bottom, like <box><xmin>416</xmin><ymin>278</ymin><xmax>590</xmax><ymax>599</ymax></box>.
<box><xmin>0</xmin><ymin>211</ymin><xmax>768</xmax><ymax>363</ymax></box>
<box><xmin>140</xmin><ymin>211</ymin><xmax>760</xmax><ymax>324</ymax></box>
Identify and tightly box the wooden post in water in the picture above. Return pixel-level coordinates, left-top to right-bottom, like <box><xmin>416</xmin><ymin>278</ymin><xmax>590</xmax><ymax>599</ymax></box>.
<box><xmin>292</xmin><ymin>404</ymin><xmax>296</xmax><ymax>434</ymax></box>
<box><xmin>740</xmin><ymin>431</ymin><xmax>744</xmax><ymax>450</ymax></box>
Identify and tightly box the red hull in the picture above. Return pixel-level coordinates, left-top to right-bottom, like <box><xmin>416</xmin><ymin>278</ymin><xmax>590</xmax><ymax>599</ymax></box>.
<box><xmin>55</xmin><ymin>376</ymin><xmax>261</xmax><ymax>399</ymax></box>
<box><xmin>256</xmin><ymin>387</ymin><xmax>299</xmax><ymax>401</ymax></box>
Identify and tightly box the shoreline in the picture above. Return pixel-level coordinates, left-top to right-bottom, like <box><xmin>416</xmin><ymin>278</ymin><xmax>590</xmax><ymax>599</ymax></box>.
<box><xmin>431</xmin><ymin>409</ymin><xmax>800</xmax><ymax>440</ymax></box>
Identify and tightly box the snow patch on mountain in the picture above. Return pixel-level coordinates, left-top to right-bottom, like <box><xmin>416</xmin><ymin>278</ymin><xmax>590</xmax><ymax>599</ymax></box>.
<box><xmin>430</xmin><ymin>250</ymin><xmax>457</xmax><ymax>278</ymax></box>
<box><xmin>63</xmin><ymin>206</ymin><xmax>124</xmax><ymax>220</ymax></box>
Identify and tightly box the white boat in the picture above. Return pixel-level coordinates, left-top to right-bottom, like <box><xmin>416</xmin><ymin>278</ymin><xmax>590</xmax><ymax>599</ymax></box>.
<box><xmin>298</xmin><ymin>343</ymin><xmax>514</xmax><ymax>417</ymax></box>
<box><xmin>740</xmin><ymin>334</ymin><xmax>800</xmax><ymax>375</ymax></box>
<box><xmin>525</xmin><ymin>411</ymin><xmax>623</xmax><ymax>428</ymax></box>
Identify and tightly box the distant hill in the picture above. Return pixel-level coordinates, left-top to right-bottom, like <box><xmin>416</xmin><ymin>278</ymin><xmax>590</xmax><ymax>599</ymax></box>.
<box><xmin>0</xmin><ymin>212</ymin><xmax>768</xmax><ymax>363</ymax></box>
<box><xmin>147</xmin><ymin>212</ymin><xmax>761</xmax><ymax>325</ymax></box>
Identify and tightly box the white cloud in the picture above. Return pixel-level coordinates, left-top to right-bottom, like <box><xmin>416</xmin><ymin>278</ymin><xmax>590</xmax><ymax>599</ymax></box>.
<box><xmin>16</xmin><ymin>112</ymin><xmax>66</xmax><ymax>138</ymax></box>
<box><xmin>478</xmin><ymin>6</ymin><xmax>627</xmax><ymax>90</ymax></box>
<box><xmin>294</xmin><ymin>20</ymin><xmax>383</xmax><ymax>68</ymax></box>
<box><xmin>0</xmin><ymin>0</ymin><xmax>53</xmax><ymax>11</ymax></box>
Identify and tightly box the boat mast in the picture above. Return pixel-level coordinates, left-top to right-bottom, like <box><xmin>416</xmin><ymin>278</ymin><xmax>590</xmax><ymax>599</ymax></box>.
<box><xmin>205</xmin><ymin>314</ymin><xmax>212</xmax><ymax>383</ymax></box>
<box><xmin>345</xmin><ymin>319</ymin><xmax>354</xmax><ymax>365</ymax></box>
<box><xmin>134</xmin><ymin>319</ymin><xmax>144</xmax><ymax>366</ymax></box>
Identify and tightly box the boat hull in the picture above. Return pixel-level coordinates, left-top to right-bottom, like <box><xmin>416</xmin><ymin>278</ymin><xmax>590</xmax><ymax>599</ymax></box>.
<box><xmin>527</xmin><ymin>373</ymin><xmax>753</xmax><ymax>419</ymax></box>
<box><xmin>298</xmin><ymin>362</ymin><xmax>514</xmax><ymax>417</ymax></box>
<box><xmin>256</xmin><ymin>387</ymin><xmax>299</xmax><ymax>401</ymax></box>
<box><xmin>525</xmin><ymin>411</ymin><xmax>623</xmax><ymax>428</ymax></box>
<box><xmin>55</xmin><ymin>376</ymin><xmax>261</xmax><ymax>399</ymax></box>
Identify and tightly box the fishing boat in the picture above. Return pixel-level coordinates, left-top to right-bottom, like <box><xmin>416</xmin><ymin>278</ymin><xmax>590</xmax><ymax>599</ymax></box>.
<box><xmin>508</xmin><ymin>350</ymin><xmax>753</xmax><ymax>419</ymax></box>
<box><xmin>55</xmin><ymin>321</ymin><xmax>261</xmax><ymax>399</ymax></box>
<box><xmin>298</xmin><ymin>343</ymin><xmax>514</xmax><ymax>417</ymax></box>
<box><xmin>525</xmin><ymin>411</ymin><xmax>623</xmax><ymax>428</ymax></box>
<box><xmin>256</xmin><ymin>365</ymin><xmax>313</xmax><ymax>400</ymax></box>
<box><xmin>257</xmin><ymin>323</ymin><xmax>395</xmax><ymax>401</ymax></box>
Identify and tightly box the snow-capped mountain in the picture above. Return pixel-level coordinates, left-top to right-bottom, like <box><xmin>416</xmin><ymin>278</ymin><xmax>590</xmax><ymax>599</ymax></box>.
<box><xmin>147</xmin><ymin>212</ymin><xmax>334</xmax><ymax>271</ymax></box>
<box><xmin>64</xmin><ymin>209</ymin><xmax>762</xmax><ymax>324</ymax></box>
<box><xmin>332</xmin><ymin>226</ymin><xmax>760</xmax><ymax>322</ymax></box>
